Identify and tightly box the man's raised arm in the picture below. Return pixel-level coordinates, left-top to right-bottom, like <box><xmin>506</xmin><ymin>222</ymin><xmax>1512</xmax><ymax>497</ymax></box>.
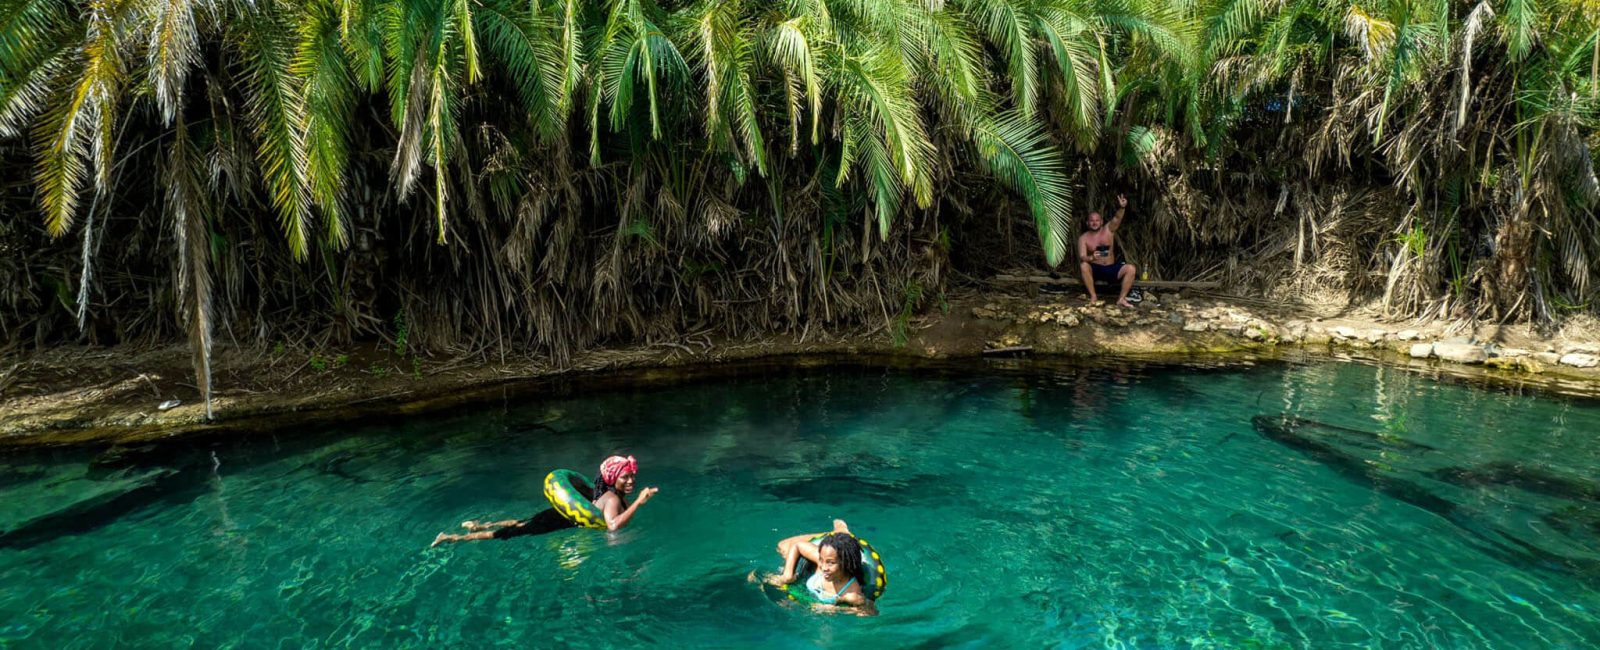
<box><xmin>1107</xmin><ymin>194</ymin><xmax>1128</xmax><ymax>232</ymax></box>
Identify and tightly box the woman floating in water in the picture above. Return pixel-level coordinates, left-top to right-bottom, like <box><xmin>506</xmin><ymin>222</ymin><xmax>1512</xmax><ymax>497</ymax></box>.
<box><xmin>755</xmin><ymin>519</ymin><xmax>879</xmax><ymax>616</ymax></box>
<box><xmin>431</xmin><ymin>455</ymin><xmax>658</xmax><ymax>547</ymax></box>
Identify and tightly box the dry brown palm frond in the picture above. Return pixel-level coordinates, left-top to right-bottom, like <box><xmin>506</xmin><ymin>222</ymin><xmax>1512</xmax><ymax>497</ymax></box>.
<box><xmin>1344</xmin><ymin>5</ymin><xmax>1397</xmax><ymax>64</ymax></box>
<box><xmin>166</xmin><ymin>116</ymin><xmax>214</xmax><ymax>419</ymax></box>
<box><xmin>1454</xmin><ymin>1</ymin><xmax>1496</xmax><ymax>135</ymax></box>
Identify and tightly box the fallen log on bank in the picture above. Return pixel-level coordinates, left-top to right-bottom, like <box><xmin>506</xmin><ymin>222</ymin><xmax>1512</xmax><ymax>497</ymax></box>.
<box><xmin>990</xmin><ymin>274</ymin><xmax>1221</xmax><ymax>290</ymax></box>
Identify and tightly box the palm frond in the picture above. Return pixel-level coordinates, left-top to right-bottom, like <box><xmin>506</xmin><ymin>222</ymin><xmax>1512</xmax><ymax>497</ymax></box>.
<box><xmin>33</xmin><ymin>0</ymin><xmax>123</xmax><ymax>237</ymax></box>
<box><xmin>1455</xmin><ymin>1</ymin><xmax>1494</xmax><ymax>133</ymax></box>
<box><xmin>767</xmin><ymin>16</ymin><xmax>822</xmax><ymax>148</ymax></box>
<box><xmin>454</xmin><ymin>0</ymin><xmax>480</xmax><ymax>82</ymax></box>
<box><xmin>912</xmin><ymin>1</ymin><xmax>986</xmax><ymax>128</ymax></box>
<box><xmin>145</xmin><ymin>0</ymin><xmax>205</xmax><ymax>123</ymax></box>
<box><xmin>475</xmin><ymin>0</ymin><xmax>565</xmax><ymax>140</ymax></box>
<box><xmin>860</xmin><ymin>128</ymin><xmax>902</xmax><ymax>240</ymax></box>
<box><xmin>1344</xmin><ymin>3</ymin><xmax>1397</xmax><ymax>62</ymax></box>
<box><xmin>836</xmin><ymin>49</ymin><xmax>935</xmax><ymax>208</ymax></box>
<box><xmin>971</xmin><ymin>111</ymin><xmax>1074</xmax><ymax>266</ymax></box>
<box><xmin>236</xmin><ymin>3</ymin><xmax>313</xmax><ymax>258</ymax></box>
<box><xmin>968</xmin><ymin>0</ymin><xmax>1039</xmax><ymax>117</ymax></box>
<box><xmin>296</xmin><ymin>0</ymin><xmax>354</xmax><ymax>248</ymax></box>
<box><xmin>166</xmin><ymin>115</ymin><xmax>214</xmax><ymax>419</ymax></box>
<box><xmin>0</xmin><ymin>0</ymin><xmax>76</xmax><ymax>79</ymax></box>
<box><xmin>690</xmin><ymin>0</ymin><xmax>766</xmax><ymax>175</ymax></box>
<box><xmin>1502</xmin><ymin>0</ymin><xmax>1540</xmax><ymax>63</ymax></box>
<box><xmin>1205</xmin><ymin>0</ymin><xmax>1286</xmax><ymax>58</ymax></box>
<box><xmin>1034</xmin><ymin>8</ymin><xmax>1102</xmax><ymax>143</ymax></box>
<box><xmin>0</xmin><ymin>48</ymin><xmax>67</xmax><ymax>138</ymax></box>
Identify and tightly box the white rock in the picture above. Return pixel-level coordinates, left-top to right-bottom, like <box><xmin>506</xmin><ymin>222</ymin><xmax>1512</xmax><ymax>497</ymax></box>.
<box><xmin>1332</xmin><ymin>326</ymin><xmax>1358</xmax><ymax>339</ymax></box>
<box><xmin>1183</xmin><ymin>321</ymin><xmax>1209</xmax><ymax>333</ymax></box>
<box><xmin>1559</xmin><ymin>353</ymin><xmax>1600</xmax><ymax>368</ymax></box>
<box><xmin>1533</xmin><ymin>352</ymin><xmax>1562</xmax><ymax>365</ymax></box>
<box><xmin>1433</xmin><ymin>341</ymin><xmax>1488</xmax><ymax>364</ymax></box>
<box><xmin>1364</xmin><ymin>329</ymin><xmax>1386</xmax><ymax>343</ymax></box>
<box><xmin>1396</xmin><ymin>329</ymin><xmax>1420</xmax><ymax>341</ymax></box>
<box><xmin>1409</xmin><ymin>343</ymin><xmax>1433</xmax><ymax>359</ymax></box>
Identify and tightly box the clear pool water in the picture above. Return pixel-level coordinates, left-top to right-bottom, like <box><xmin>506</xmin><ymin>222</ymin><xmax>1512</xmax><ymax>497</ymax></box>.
<box><xmin>3</xmin><ymin>360</ymin><xmax>1600</xmax><ymax>648</ymax></box>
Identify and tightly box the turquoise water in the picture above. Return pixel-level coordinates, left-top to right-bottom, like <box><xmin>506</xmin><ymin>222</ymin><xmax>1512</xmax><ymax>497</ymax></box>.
<box><xmin>4</xmin><ymin>360</ymin><xmax>1600</xmax><ymax>648</ymax></box>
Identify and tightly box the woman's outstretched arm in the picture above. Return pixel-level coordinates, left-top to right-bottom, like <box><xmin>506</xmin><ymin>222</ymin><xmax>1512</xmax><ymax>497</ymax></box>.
<box><xmin>602</xmin><ymin>487</ymin><xmax>659</xmax><ymax>532</ymax></box>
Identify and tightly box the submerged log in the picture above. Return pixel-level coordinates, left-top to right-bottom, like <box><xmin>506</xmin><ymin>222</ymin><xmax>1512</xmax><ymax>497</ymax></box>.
<box><xmin>1252</xmin><ymin>414</ymin><xmax>1600</xmax><ymax>580</ymax></box>
<box><xmin>990</xmin><ymin>274</ymin><xmax>1221</xmax><ymax>289</ymax></box>
<box><xmin>1429</xmin><ymin>462</ymin><xmax>1600</xmax><ymax>504</ymax></box>
<box><xmin>0</xmin><ymin>468</ymin><xmax>206</xmax><ymax>550</ymax></box>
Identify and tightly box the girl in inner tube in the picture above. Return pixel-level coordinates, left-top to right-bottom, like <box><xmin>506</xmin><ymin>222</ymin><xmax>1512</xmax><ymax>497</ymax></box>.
<box><xmin>430</xmin><ymin>455</ymin><xmax>658</xmax><ymax>547</ymax></box>
<box><xmin>755</xmin><ymin>519</ymin><xmax>877</xmax><ymax>615</ymax></box>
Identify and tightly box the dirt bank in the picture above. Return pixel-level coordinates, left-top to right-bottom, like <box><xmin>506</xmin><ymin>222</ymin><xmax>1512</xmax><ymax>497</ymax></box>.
<box><xmin>4</xmin><ymin>284</ymin><xmax>1599</xmax><ymax>450</ymax></box>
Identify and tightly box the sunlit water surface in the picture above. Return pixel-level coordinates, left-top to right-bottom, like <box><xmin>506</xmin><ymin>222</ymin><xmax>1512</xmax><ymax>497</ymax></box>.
<box><xmin>4</xmin><ymin>361</ymin><xmax>1600</xmax><ymax>648</ymax></box>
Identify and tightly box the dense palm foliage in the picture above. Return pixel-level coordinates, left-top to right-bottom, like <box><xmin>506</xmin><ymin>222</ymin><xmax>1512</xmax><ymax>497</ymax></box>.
<box><xmin>1</xmin><ymin>0</ymin><xmax>1597</xmax><ymax>412</ymax></box>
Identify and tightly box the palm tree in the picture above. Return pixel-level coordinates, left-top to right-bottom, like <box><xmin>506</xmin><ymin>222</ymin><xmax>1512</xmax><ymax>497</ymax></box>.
<box><xmin>5</xmin><ymin>0</ymin><xmax>1594</xmax><ymax>415</ymax></box>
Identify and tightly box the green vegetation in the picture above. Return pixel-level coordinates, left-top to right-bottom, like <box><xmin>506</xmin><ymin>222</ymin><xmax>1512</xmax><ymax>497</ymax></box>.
<box><xmin>308</xmin><ymin>352</ymin><xmax>349</xmax><ymax>372</ymax></box>
<box><xmin>1</xmin><ymin>0</ymin><xmax>1597</xmax><ymax>415</ymax></box>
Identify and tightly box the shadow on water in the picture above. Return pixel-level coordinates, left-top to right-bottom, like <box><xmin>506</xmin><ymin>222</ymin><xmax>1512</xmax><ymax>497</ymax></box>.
<box><xmin>1429</xmin><ymin>461</ymin><xmax>1600</xmax><ymax>503</ymax></box>
<box><xmin>0</xmin><ymin>467</ymin><xmax>49</xmax><ymax>491</ymax></box>
<box><xmin>0</xmin><ymin>466</ymin><xmax>208</xmax><ymax>550</ymax></box>
<box><xmin>317</xmin><ymin>454</ymin><xmax>375</xmax><ymax>484</ymax></box>
<box><xmin>760</xmin><ymin>473</ymin><xmax>963</xmax><ymax>507</ymax></box>
<box><xmin>1253</xmin><ymin>414</ymin><xmax>1600</xmax><ymax>582</ymax></box>
<box><xmin>0</xmin><ymin>428</ymin><xmax>400</xmax><ymax>550</ymax></box>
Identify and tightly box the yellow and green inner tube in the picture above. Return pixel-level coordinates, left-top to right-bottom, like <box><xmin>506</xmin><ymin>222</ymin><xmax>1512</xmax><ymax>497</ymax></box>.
<box><xmin>542</xmin><ymin>469</ymin><xmax>607</xmax><ymax>530</ymax></box>
<box><xmin>785</xmin><ymin>534</ymin><xmax>888</xmax><ymax>603</ymax></box>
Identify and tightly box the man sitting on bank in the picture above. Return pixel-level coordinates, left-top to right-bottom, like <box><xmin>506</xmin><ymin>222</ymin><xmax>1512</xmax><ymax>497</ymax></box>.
<box><xmin>1077</xmin><ymin>194</ymin><xmax>1138</xmax><ymax>308</ymax></box>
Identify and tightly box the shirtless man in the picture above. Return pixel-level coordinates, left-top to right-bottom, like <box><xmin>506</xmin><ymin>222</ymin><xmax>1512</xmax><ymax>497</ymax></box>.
<box><xmin>1077</xmin><ymin>194</ymin><xmax>1137</xmax><ymax>308</ymax></box>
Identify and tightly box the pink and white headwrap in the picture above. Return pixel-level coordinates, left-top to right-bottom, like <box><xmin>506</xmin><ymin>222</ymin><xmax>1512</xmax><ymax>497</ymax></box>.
<box><xmin>598</xmin><ymin>455</ymin><xmax>638</xmax><ymax>485</ymax></box>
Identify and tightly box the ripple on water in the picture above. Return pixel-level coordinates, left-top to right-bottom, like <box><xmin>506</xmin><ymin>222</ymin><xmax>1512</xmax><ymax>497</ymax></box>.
<box><xmin>3</xmin><ymin>362</ymin><xmax>1600</xmax><ymax>647</ymax></box>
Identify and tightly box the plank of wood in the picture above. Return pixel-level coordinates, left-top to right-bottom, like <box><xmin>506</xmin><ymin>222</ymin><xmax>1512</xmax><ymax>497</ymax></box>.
<box><xmin>981</xmin><ymin>346</ymin><xmax>1033</xmax><ymax>356</ymax></box>
<box><xmin>991</xmin><ymin>274</ymin><xmax>1221</xmax><ymax>289</ymax></box>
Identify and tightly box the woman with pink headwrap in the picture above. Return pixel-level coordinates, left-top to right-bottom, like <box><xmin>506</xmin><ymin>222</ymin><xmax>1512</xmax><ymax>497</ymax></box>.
<box><xmin>431</xmin><ymin>455</ymin><xmax>659</xmax><ymax>547</ymax></box>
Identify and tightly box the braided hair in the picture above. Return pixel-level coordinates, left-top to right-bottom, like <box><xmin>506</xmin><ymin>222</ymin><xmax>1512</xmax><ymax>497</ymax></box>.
<box><xmin>817</xmin><ymin>533</ymin><xmax>867</xmax><ymax>587</ymax></box>
<box><xmin>590</xmin><ymin>475</ymin><xmax>622</xmax><ymax>503</ymax></box>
